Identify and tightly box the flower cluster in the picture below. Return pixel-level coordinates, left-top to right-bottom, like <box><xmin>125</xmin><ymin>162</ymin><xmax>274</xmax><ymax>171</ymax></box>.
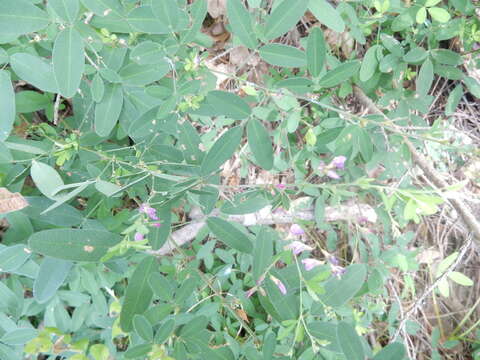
<box><xmin>318</xmin><ymin>155</ymin><xmax>347</xmax><ymax>180</ymax></box>
<box><xmin>284</xmin><ymin>233</ymin><xmax>347</xmax><ymax>277</ymax></box>
<box><xmin>134</xmin><ymin>203</ymin><xmax>162</xmax><ymax>242</ymax></box>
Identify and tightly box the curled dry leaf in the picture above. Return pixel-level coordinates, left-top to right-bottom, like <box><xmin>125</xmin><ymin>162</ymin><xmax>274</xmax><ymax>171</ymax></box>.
<box><xmin>207</xmin><ymin>0</ymin><xmax>226</xmax><ymax>18</ymax></box>
<box><xmin>0</xmin><ymin>187</ymin><xmax>28</xmax><ymax>214</ymax></box>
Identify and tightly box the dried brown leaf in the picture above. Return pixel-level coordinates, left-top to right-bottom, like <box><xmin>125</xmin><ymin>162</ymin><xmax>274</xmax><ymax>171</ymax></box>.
<box><xmin>0</xmin><ymin>188</ymin><xmax>28</xmax><ymax>214</ymax></box>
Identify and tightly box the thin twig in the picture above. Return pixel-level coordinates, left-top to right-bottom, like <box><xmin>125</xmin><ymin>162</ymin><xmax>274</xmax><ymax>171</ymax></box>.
<box><xmin>352</xmin><ymin>85</ymin><xmax>480</xmax><ymax>246</ymax></box>
<box><xmin>392</xmin><ymin>236</ymin><xmax>473</xmax><ymax>342</ymax></box>
<box><xmin>53</xmin><ymin>94</ymin><xmax>61</xmax><ymax>125</ymax></box>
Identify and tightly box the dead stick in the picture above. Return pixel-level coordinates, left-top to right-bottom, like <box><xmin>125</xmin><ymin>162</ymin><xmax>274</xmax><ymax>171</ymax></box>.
<box><xmin>149</xmin><ymin>203</ymin><xmax>377</xmax><ymax>256</ymax></box>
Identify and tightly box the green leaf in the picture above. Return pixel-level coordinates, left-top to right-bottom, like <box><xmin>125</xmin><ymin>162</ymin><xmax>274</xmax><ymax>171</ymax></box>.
<box><xmin>259</xmin><ymin>44</ymin><xmax>307</xmax><ymax>68</ymax></box>
<box><xmin>125</xmin><ymin>344</ymin><xmax>152</xmax><ymax>359</ymax></box>
<box><xmin>319</xmin><ymin>61</ymin><xmax>361</xmax><ymax>87</ymax></box>
<box><xmin>16</xmin><ymin>91</ymin><xmax>50</xmax><ymax>113</ymax></box>
<box><xmin>154</xmin><ymin>319</ymin><xmax>175</xmax><ymax>345</ymax></box>
<box><xmin>0</xmin><ymin>48</ymin><xmax>8</xmax><ymax>65</ymax></box>
<box><xmin>130</xmin><ymin>41</ymin><xmax>166</xmax><ymax>65</ymax></box>
<box><xmin>207</xmin><ymin>217</ymin><xmax>253</xmax><ymax>253</ymax></box>
<box><xmin>464</xmin><ymin>76</ymin><xmax>480</xmax><ymax>98</ymax></box>
<box><xmin>306</xmin><ymin>27</ymin><xmax>326</xmax><ymax>77</ymax></box>
<box><xmin>49</xmin><ymin>0</ymin><xmax>80</xmax><ymax>23</ymax></box>
<box><xmin>0</xmin><ymin>142</ymin><xmax>12</xmax><ymax>163</ymax></box>
<box><xmin>275</xmin><ymin>77</ymin><xmax>313</xmax><ymax>94</ymax></box>
<box><xmin>403</xmin><ymin>47</ymin><xmax>428</xmax><ymax>64</ymax></box>
<box><xmin>0</xmin><ymin>0</ymin><xmax>49</xmax><ymax>36</ymax></box>
<box><xmin>120</xmin><ymin>256</ymin><xmax>156</xmax><ymax>332</ymax></box>
<box><xmin>33</xmin><ymin>257</ymin><xmax>72</xmax><ymax>304</ymax></box>
<box><xmin>206</xmin><ymin>91</ymin><xmax>251</xmax><ymax>120</ymax></box>
<box><xmin>133</xmin><ymin>314</ymin><xmax>153</xmax><ymax>342</ymax></box>
<box><xmin>148</xmin><ymin>272</ymin><xmax>174</xmax><ymax>302</ymax></box>
<box><xmin>434</xmin><ymin>64</ymin><xmax>464</xmax><ymax>80</ymax></box>
<box><xmin>0</xmin><ymin>328</ymin><xmax>38</xmax><ymax>346</ymax></box>
<box><xmin>0</xmin><ymin>70</ymin><xmax>15</xmax><ymax>142</ymax></box>
<box><xmin>416</xmin><ymin>58</ymin><xmax>433</xmax><ymax>97</ymax></box>
<box><xmin>30</xmin><ymin>160</ymin><xmax>64</xmax><ymax>200</ymax></box>
<box><xmin>428</xmin><ymin>6</ymin><xmax>451</xmax><ymax>22</ymax></box>
<box><xmin>152</xmin><ymin>0</ymin><xmax>188</xmax><ymax>31</ymax></box>
<box><xmin>94</xmin><ymin>83</ymin><xmax>123</xmax><ymax>137</ymax></box>
<box><xmin>445</xmin><ymin>84</ymin><xmax>463</xmax><ymax>116</ymax></box>
<box><xmin>308</xmin><ymin>0</ymin><xmax>345</xmax><ymax>33</ymax></box>
<box><xmin>91</xmin><ymin>73</ymin><xmax>105</xmax><ymax>103</ymax></box>
<box><xmin>28</xmin><ymin>229</ymin><xmax>122</xmax><ymax>262</ymax></box>
<box><xmin>416</xmin><ymin>7</ymin><xmax>427</xmax><ymax>24</ymax></box>
<box><xmin>220</xmin><ymin>192</ymin><xmax>270</xmax><ymax>215</ymax></box>
<box><xmin>128</xmin><ymin>6</ymin><xmax>170</xmax><ymax>34</ymax></box>
<box><xmin>264</xmin><ymin>0</ymin><xmax>308</xmax><ymax>40</ymax></box>
<box><xmin>360</xmin><ymin>45</ymin><xmax>380</xmax><ymax>82</ymax></box>
<box><xmin>53</xmin><ymin>27</ymin><xmax>85</xmax><ymax>98</ymax></box>
<box><xmin>247</xmin><ymin>119</ymin><xmax>273</xmax><ymax>170</ymax></box>
<box><xmin>119</xmin><ymin>62</ymin><xmax>170</xmax><ymax>86</ymax></box>
<box><xmin>181</xmin><ymin>0</ymin><xmax>207</xmax><ymax>43</ymax></box>
<box><xmin>373</xmin><ymin>342</ymin><xmax>406</xmax><ymax>360</ymax></box>
<box><xmin>447</xmin><ymin>271</ymin><xmax>473</xmax><ymax>286</ymax></box>
<box><xmin>80</xmin><ymin>0</ymin><xmax>123</xmax><ymax>15</ymax></box>
<box><xmin>252</xmin><ymin>227</ymin><xmax>274</xmax><ymax>281</ymax></box>
<box><xmin>431</xmin><ymin>49</ymin><xmax>462</xmax><ymax>66</ymax></box>
<box><xmin>0</xmin><ymin>245</ymin><xmax>31</xmax><ymax>272</ymax></box>
<box><xmin>227</xmin><ymin>0</ymin><xmax>258</xmax><ymax>49</ymax></box>
<box><xmin>10</xmin><ymin>53</ymin><xmax>58</xmax><ymax>93</ymax></box>
<box><xmin>308</xmin><ymin>322</ymin><xmax>341</xmax><ymax>352</ymax></box>
<box><xmin>438</xmin><ymin>277</ymin><xmax>450</xmax><ymax>297</ymax></box>
<box><xmin>436</xmin><ymin>252</ymin><xmax>458</xmax><ymax>276</ymax></box>
<box><xmin>337</xmin><ymin>322</ymin><xmax>364</xmax><ymax>360</ymax></box>
<box><xmin>319</xmin><ymin>264</ymin><xmax>367</xmax><ymax>307</ymax></box>
<box><xmin>95</xmin><ymin>180</ymin><xmax>122</xmax><ymax>197</ymax></box>
<box><xmin>200</xmin><ymin>126</ymin><xmax>243</xmax><ymax>175</ymax></box>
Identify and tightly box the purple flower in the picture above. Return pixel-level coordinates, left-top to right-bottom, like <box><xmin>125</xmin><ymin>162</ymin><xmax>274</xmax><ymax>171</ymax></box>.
<box><xmin>285</xmin><ymin>241</ymin><xmax>313</xmax><ymax>255</ymax></box>
<box><xmin>330</xmin><ymin>156</ymin><xmax>347</xmax><ymax>170</ymax></box>
<box><xmin>330</xmin><ymin>265</ymin><xmax>346</xmax><ymax>278</ymax></box>
<box><xmin>276</xmin><ymin>184</ymin><xmax>286</xmax><ymax>190</ymax></box>
<box><xmin>139</xmin><ymin>203</ymin><xmax>159</xmax><ymax>220</ymax></box>
<box><xmin>245</xmin><ymin>287</ymin><xmax>257</xmax><ymax>298</ymax></box>
<box><xmin>290</xmin><ymin>224</ymin><xmax>305</xmax><ymax>236</ymax></box>
<box><xmin>134</xmin><ymin>232</ymin><xmax>144</xmax><ymax>241</ymax></box>
<box><xmin>152</xmin><ymin>222</ymin><xmax>162</xmax><ymax>228</ymax></box>
<box><xmin>270</xmin><ymin>276</ymin><xmax>287</xmax><ymax>295</ymax></box>
<box><xmin>328</xmin><ymin>256</ymin><xmax>339</xmax><ymax>266</ymax></box>
<box><xmin>302</xmin><ymin>258</ymin><xmax>324</xmax><ymax>271</ymax></box>
<box><xmin>326</xmin><ymin>170</ymin><xmax>341</xmax><ymax>180</ymax></box>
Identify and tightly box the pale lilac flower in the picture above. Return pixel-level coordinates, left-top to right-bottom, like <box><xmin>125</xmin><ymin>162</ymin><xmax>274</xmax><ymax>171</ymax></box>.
<box><xmin>270</xmin><ymin>276</ymin><xmax>287</xmax><ymax>295</ymax></box>
<box><xmin>330</xmin><ymin>156</ymin><xmax>347</xmax><ymax>170</ymax></box>
<box><xmin>134</xmin><ymin>232</ymin><xmax>144</xmax><ymax>241</ymax></box>
<box><xmin>328</xmin><ymin>256</ymin><xmax>339</xmax><ymax>266</ymax></box>
<box><xmin>290</xmin><ymin>224</ymin><xmax>305</xmax><ymax>236</ymax></box>
<box><xmin>152</xmin><ymin>222</ymin><xmax>162</xmax><ymax>228</ymax></box>
<box><xmin>302</xmin><ymin>258</ymin><xmax>324</xmax><ymax>271</ymax></box>
<box><xmin>245</xmin><ymin>287</ymin><xmax>257</xmax><ymax>298</ymax></box>
<box><xmin>256</xmin><ymin>275</ymin><xmax>265</xmax><ymax>286</ymax></box>
<box><xmin>139</xmin><ymin>203</ymin><xmax>159</xmax><ymax>220</ymax></box>
<box><xmin>331</xmin><ymin>265</ymin><xmax>347</xmax><ymax>278</ymax></box>
<box><xmin>285</xmin><ymin>241</ymin><xmax>313</xmax><ymax>255</ymax></box>
<box><xmin>276</xmin><ymin>184</ymin><xmax>286</xmax><ymax>190</ymax></box>
<box><xmin>326</xmin><ymin>170</ymin><xmax>341</xmax><ymax>180</ymax></box>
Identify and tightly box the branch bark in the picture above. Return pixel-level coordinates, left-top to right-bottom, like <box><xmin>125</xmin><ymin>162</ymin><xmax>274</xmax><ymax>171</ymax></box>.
<box><xmin>149</xmin><ymin>203</ymin><xmax>377</xmax><ymax>256</ymax></box>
